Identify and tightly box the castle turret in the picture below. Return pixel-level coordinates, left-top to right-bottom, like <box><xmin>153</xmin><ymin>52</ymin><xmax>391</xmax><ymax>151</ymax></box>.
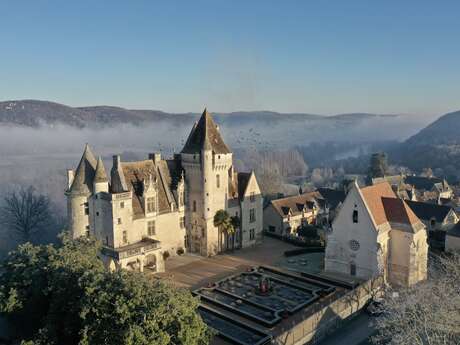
<box><xmin>93</xmin><ymin>156</ymin><xmax>109</xmax><ymax>193</ymax></box>
<box><xmin>65</xmin><ymin>144</ymin><xmax>97</xmax><ymax>238</ymax></box>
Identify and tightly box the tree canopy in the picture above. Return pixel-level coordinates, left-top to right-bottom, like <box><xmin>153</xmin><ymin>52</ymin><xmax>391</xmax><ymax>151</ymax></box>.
<box><xmin>0</xmin><ymin>233</ymin><xmax>210</xmax><ymax>345</ymax></box>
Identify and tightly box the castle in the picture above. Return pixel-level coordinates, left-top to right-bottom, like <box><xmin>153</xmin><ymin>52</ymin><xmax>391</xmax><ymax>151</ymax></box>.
<box><xmin>65</xmin><ymin>109</ymin><xmax>263</xmax><ymax>272</ymax></box>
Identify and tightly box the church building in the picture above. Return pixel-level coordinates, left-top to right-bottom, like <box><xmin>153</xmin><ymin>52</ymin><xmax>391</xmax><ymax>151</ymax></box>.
<box><xmin>65</xmin><ymin>109</ymin><xmax>263</xmax><ymax>272</ymax></box>
<box><xmin>325</xmin><ymin>181</ymin><xmax>428</xmax><ymax>287</ymax></box>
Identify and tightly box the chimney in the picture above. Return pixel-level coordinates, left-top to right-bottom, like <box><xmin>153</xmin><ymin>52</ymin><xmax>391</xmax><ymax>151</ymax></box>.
<box><xmin>149</xmin><ymin>152</ymin><xmax>161</xmax><ymax>164</ymax></box>
<box><xmin>113</xmin><ymin>155</ymin><xmax>121</xmax><ymax>168</ymax></box>
<box><xmin>67</xmin><ymin>169</ymin><xmax>75</xmax><ymax>189</ymax></box>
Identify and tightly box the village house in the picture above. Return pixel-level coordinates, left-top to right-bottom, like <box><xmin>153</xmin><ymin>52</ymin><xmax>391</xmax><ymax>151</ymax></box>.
<box><xmin>373</xmin><ymin>174</ymin><xmax>453</xmax><ymax>204</ymax></box>
<box><xmin>263</xmin><ymin>188</ymin><xmax>345</xmax><ymax>236</ymax></box>
<box><xmin>65</xmin><ymin>109</ymin><xmax>263</xmax><ymax>272</ymax></box>
<box><xmin>263</xmin><ymin>192</ymin><xmax>322</xmax><ymax>236</ymax></box>
<box><xmin>325</xmin><ymin>181</ymin><xmax>428</xmax><ymax>287</ymax></box>
<box><xmin>405</xmin><ymin>200</ymin><xmax>458</xmax><ymax>232</ymax></box>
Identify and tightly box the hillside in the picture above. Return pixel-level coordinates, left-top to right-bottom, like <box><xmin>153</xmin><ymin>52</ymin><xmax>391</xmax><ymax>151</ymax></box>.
<box><xmin>392</xmin><ymin>110</ymin><xmax>460</xmax><ymax>180</ymax></box>
<box><xmin>405</xmin><ymin>110</ymin><xmax>460</xmax><ymax>146</ymax></box>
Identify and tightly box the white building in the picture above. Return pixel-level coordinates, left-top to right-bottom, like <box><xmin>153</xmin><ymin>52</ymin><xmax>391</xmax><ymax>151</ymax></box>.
<box><xmin>65</xmin><ymin>109</ymin><xmax>263</xmax><ymax>272</ymax></box>
<box><xmin>325</xmin><ymin>181</ymin><xmax>428</xmax><ymax>287</ymax></box>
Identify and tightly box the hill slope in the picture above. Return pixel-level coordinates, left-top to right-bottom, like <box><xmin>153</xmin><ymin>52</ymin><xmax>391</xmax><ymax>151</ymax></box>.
<box><xmin>392</xmin><ymin>110</ymin><xmax>460</xmax><ymax>180</ymax></box>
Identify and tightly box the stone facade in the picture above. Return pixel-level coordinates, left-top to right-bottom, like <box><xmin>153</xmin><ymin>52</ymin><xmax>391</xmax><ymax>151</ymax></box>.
<box><xmin>325</xmin><ymin>181</ymin><xmax>428</xmax><ymax>287</ymax></box>
<box><xmin>65</xmin><ymin>109</ymin><xmax>263</xmax><ymax>272</ymax></box>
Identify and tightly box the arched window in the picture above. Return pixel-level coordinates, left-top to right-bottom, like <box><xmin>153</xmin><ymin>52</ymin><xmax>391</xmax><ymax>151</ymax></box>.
<box><xmin>193</xmin><ymin>200</ymin><xmax>197</xmax><ymax>212</ymax></box>
<box><xmin>216</xmin><ymin>174</ymin><xmax>220</xmax><ymax>188</ymax></box>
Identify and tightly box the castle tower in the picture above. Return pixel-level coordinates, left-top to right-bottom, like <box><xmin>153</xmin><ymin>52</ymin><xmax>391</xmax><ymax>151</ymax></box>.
<box><xmin>65</xmin><ymin>144</ymin><xmax>97</xmax><ymax>239</ymax></box>
<box><xmin>181</xmin><ymin>109</ymin><xmax>232</xmax><ymax>256</ymax></box>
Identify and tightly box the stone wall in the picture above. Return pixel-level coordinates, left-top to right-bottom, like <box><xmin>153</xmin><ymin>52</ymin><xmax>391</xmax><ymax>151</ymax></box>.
<box><xmin>273</xmin><ymin>276</ymin><xmax>384</xmax><ymax>345</ymax></box>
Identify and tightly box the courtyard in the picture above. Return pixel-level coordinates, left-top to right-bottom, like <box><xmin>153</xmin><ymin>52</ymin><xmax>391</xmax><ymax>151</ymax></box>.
<box><xmin>155</xmin><ymin>237</ymin><xmax>369</xmax><ymax>345</ymax></box>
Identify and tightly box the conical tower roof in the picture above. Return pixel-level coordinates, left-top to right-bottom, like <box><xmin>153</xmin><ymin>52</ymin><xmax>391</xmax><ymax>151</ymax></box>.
<box><xmin>68</xmin><ymin>144</ymin><xmax>97</xmax><ymax>194</ymax></box>
<box><xmin>94</xmin><ymin>156</ymin><xmax>108</xmax><ymax>183</ymax></box>
<box><xmin>181</xmin><ymin>108</ymin><xmax>231</xmax><ymax>154</ymax></box>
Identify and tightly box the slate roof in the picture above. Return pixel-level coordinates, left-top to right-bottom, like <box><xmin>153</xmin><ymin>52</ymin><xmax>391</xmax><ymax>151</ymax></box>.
<box><xmin>405</xmin><ymin>200</ymin><xmax>453</xmax><ymax>223</ymax></box>
<box><xmin>68</xmin><ymin>144</ymin><xmax>97</xmax><ymax>194</ymax></box>
<box><xmin>404</xmin><ymin>176</ymin><xmax>445</xmax><ymax>191</ymax></box>
<box><xmin>270</xmin><ymin>191</ymin><xmax>322</xmax><ymax>217</ymax></box>
<box><xmin>447</xmin><ymin>222</ymin><xmax>460</xmax><ymax>238</ymax></box>
<box><xmin>120</xmin><ymin>159</ymin><xmax>180</xmax><ymax>218</ymax></box>
<box><xmin>181</xmin><ymin>109</ymin><xmax>231</xmax><ymax>154</ymax></box>
<box><xmin>316</xmin><ymin>188</ymin><xmax>346</xmax><ymax>210</ymax></box>
<box><xmin>94</xmin><ymin>156</ymin><xmax>108</xmax><ymax>183</ymax></box>
<box><xmin>228</xmin><ymin>171</ymin><xmax>254</xmax><ymax>204</ymax></box>
<box><xmin>360</xmin><ymin>182</ymin><xmax>420</xmax><ymax>227</ymax></box>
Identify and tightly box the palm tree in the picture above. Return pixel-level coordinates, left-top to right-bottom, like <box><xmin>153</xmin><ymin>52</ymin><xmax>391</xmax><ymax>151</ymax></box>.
<box><xmin>213</xmin><ymin>210</ymin><xmax>231</xmax><ymax>252</ymax></box>
<box><xmin>230</xmin><ymin>215</ymin><xmax>241</xmax><ymax>251</ymax></box>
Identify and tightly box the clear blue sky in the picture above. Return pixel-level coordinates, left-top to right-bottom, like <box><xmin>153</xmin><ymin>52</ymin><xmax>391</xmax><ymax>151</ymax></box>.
<box><xmin>1</xmin><ymin>0</ymin><xmax>459</xmax><ymax>116</ymax></box>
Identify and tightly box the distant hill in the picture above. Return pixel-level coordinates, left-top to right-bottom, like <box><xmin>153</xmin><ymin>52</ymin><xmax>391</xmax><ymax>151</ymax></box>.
<box><xmin>0</xmin><ymin>99</ymin><xmax>399</xmax><ymax>128</ymax></box>
<box><xmin>0</xmin><ymin>99</ymin><xmax>426</xmax><ymax>149</ymax></box>
<box><xmin>391</xmin><ymin>110</ymin><xmax>460</xmax><ymax>180</ymax></box>
<box><xmin>405</xmin><ymin>110</ymin><xmax>460</xmax><ymax>146</ymax></box>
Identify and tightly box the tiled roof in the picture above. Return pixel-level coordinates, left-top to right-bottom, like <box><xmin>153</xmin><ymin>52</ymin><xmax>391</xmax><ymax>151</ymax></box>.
<box><xmin>181</xmin><ymin>109</ymin><xmax>231</xmax><ymax>154</ymax></box>
<box><xmin>405</xmin><ymin>200</ymin><xmax>453</xmax><ymax>223</ymax></box>
<box><xmin>270</xmin><ymin>191</ymin><xmax>321</xmax><ymax>217</ymax></box>
<box><xmin>360</xmin><ymin>182</ymin><xmax>397</xmax><ymax>226</ymax></box>
<box><xmin>382</xmin><ymin>197</ymin><xmax>420</xmax><ymax>225</ymax></box>
<box><xmin>360</xmin><ymin>182</ymin><xmax>421</xmax><ymax>228</ymax></box>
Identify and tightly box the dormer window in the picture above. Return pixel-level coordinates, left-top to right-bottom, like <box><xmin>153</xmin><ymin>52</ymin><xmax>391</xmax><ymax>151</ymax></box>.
<box><xmin>352</xmin><ymin>210</ymin><xmax>358</xmax><ymax>223</ymax></box>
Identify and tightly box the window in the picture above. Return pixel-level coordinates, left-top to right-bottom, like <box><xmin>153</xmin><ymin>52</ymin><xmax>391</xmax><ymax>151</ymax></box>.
<box><xmin>250</xmin><ymin>192</ymin><xmax>256</xmax><ymax>202</ymax></box>
<box><xmin>147</xmin><ymin>197</ymin><xmax>156</xmax><ymax>213</ymax></box>
<box><xmin>268</xmin><ymin>226</ymin><xmax>276</xmax><ymax>233</ymax></box>
<box><xmin>120</xmin><ymin>201</ymin><xmax>124</xmax><ymax>208</ymax></box>
<box><xmin>117</xmin><ymin>218</ymin><xmax>122</xmax><ymax>225</ymax></box>
<box><xmin>122</xmin><ymin>231</ymin><xmax>128</xmax><ymax>244</ymax></box>
<box><xmin>180</xmin><ymin>216</ymin><xmax>185</xmax><ymax>229</ymax></box>
<box><xmin>105</xmin><ymin>236</ymin><xmax>109</xmax><ymax>245</ymax></box>
<box><xmin>216</xmin><ymin>174</ymin><xmax>220</xmax><ymax>188</ymax></box>
<box><xmin>350</xmin><ymin>262</ymin><xmax>356</xmax><ymax>276</ymax></box>
<box><xmin>96</xmin><ymin>211</ymin><xmax>99</xmax><ymax>216</ymax></box>
<box><xmin>352</xmin><ymin>210</ymin><xmax>358</xmax><ymax>223</ymax></box>
<box><xmin>249</xmin><ymin>209</ymin><xmax>256</xmax><ymax>223</ymax></box>
<box><xmin>250</xmin><ymin>229</ymin><xmax>255</xmax><ymax>240</ymax></box>
<box><xmin>84</xmin><ymin>202</ymin><xmax>89</xmax><ymax>215</ymax></box>
<box><xmin>193</xmin><ymin>200</ymin><xmax>197</xmax><ymax>212</ymax></box>
<box><xmin>148</xmin><ymin>221</ymin><xmax>156</xmax><ymax>236</ymax></box>
<box><xmin>85</xmin><ymin>225</ymin><xmax>90</xmax><ymax>238</ymax></box>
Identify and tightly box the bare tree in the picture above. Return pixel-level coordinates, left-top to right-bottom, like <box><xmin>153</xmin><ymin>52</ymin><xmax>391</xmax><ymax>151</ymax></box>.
<box><xmin>372</xmin><ymin>253</ymin><xmax>460</xmax><ymax>345</ymax></box>
<box><xmin>0</xmin><ymin>186</ymin><xmax>52</xmax><ymax>243</ymax></box>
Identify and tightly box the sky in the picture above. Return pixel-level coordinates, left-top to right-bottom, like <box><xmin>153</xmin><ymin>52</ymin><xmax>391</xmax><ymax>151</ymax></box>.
<box><xmin>0</xmin><ymin>1</ymin><xmax>459</xmax><ymax>116</ymax></box>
